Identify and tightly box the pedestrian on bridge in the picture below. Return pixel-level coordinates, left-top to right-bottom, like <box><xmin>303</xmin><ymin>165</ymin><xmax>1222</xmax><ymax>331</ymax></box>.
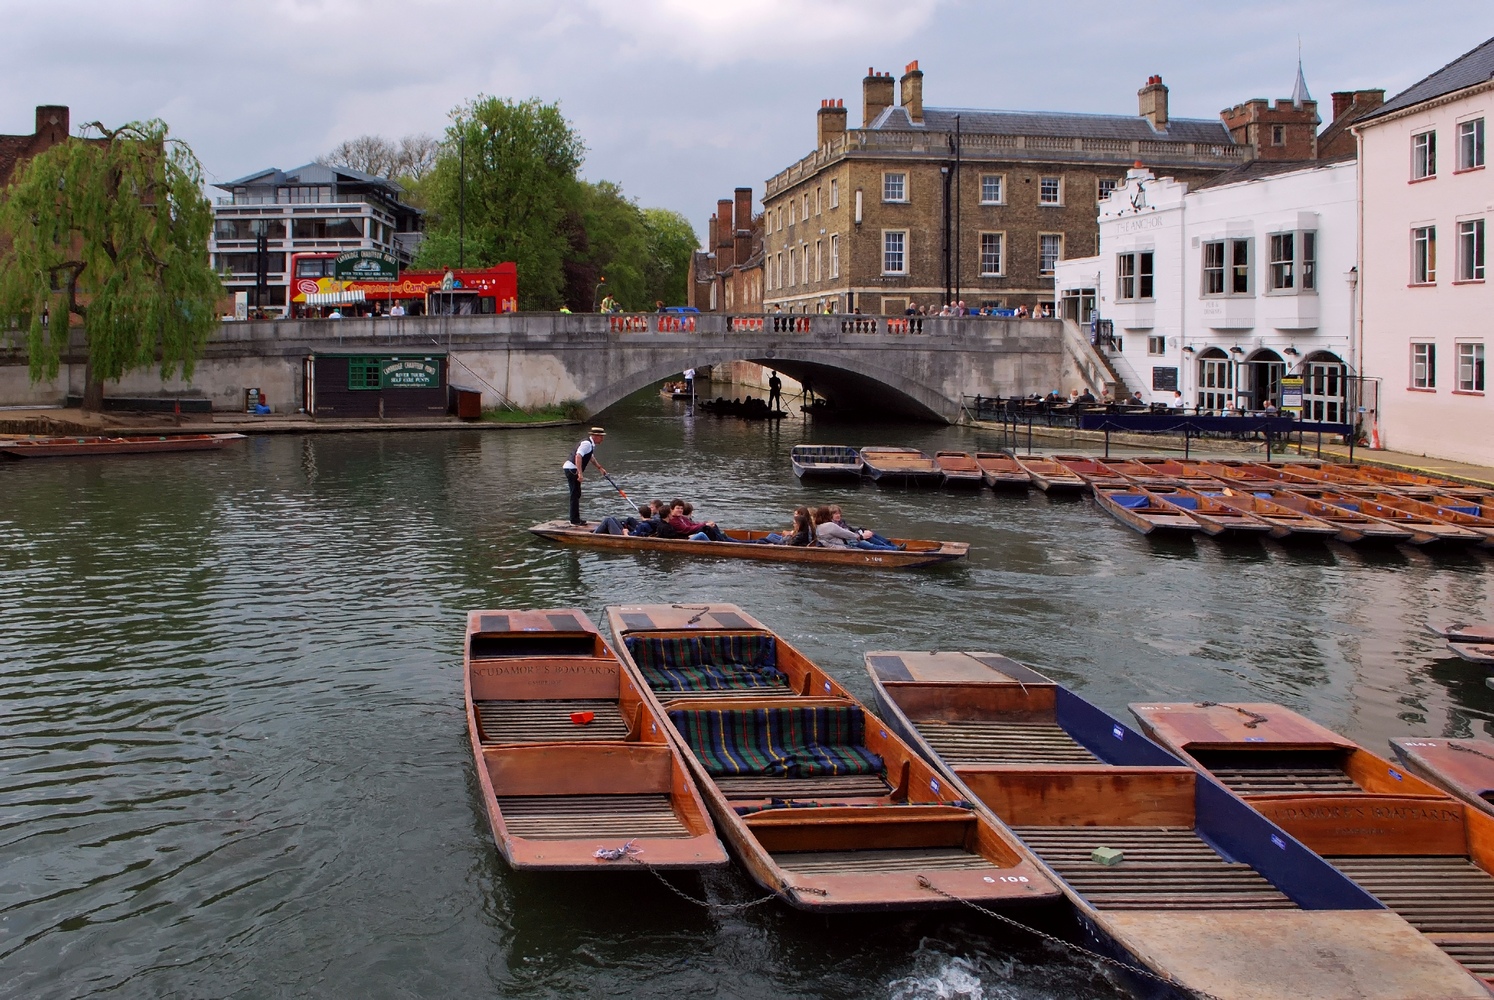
<box><xmin>563</xmin><ymin>427</ymin><xmax>606</xmax><ymax>525</ymax></box>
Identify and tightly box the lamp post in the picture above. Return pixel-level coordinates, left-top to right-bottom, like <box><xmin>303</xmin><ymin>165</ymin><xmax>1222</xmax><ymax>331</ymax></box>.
<box><xmin>592</xmin><ymin>276</ymin><xmax>607</xmax><ymax>313</ymax></box>
<box><xmin>458</xmin><ymin>132</ymin><xmax>466</xmax><ymax>269</ymax></box>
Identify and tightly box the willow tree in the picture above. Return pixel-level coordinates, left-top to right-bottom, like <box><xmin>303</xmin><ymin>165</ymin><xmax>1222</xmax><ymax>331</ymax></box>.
<box><xmin>0</xmin><ymin>120</ymin><xmax>221</xmax><ymax>410</ymax></box>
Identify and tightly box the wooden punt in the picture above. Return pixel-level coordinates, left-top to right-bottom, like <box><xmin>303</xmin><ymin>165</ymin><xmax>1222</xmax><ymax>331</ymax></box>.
<box><xmin>660</xmin><ymin>381</ymin><xmax>693</xmax><ymax>399</ymax></box>
<box><xmin>790</xmin><ymin>444</ymin><xmax>862</xmax><ymax>481</ymax></box>
<box><xmin>0</xmin><ymin>432</ymin><xmax>245</xmax><ymax>458</ymax></box>
<box><xmin>1234</xmin><ymin>488</ymin><xmax>1416</xmax><ymax>544</ymax></box>
<box><xmin>974</xmin><ymin>451</ymin><xmax>1031</xmax><ymax>489</ymax></box>
<box><xmin>1091</xmin><ymin>483</ymin><xmax>1202</xmax><ymax>536</ymax></box>
<box><xmin>1052</xmin><ymin>454</ymin><xmax>1129</xmax><ymax>489</ymax></box>
<box><xmin>463</xmin><ymin>608</ymin><xmax>727</xmax><ymax>871</ymax></box>
<box><xmin>1286</xmin><ymin>489</ymin><xmax>1484</xmax><ymax>547</ymax></box>
<box><xmin>1190</xmin><ymin>486</ymin><xmax>1341</xmax><ymax>540</ymax></box>
<box><xmin>1192</xmin><ymin>460</ymin><xmax>1299</xmax><ymax>491</ymax></box>
<box><xmin>1448</xmin><ymin>644</ymin><xmax>1494</xmax><ymax>665</ymax></box>
<box><xmin>1097</xmin><ymin>457</ymin><xmax>1223</xmax><ymax>489</ymax></box>
<box><xmin>1288</xmin><ymin>463</ymin><xmax>1494</xmax><ymax>500</ymax></box>
<box><xmin>1392</xmin><ymin>738</ymin><xmax>1494</xmax><ymax>819</ymax></box>
<box><xmin>1428</xmin><ymin>621</ymin><xmax>1494</xmax><ymax>643</ymax></box>
<box><xmin>604</xmin><ymin>604</ymin><xmax>1059</xmax><ymax>912</ymax></box>
<box><xmin>1130</xmin><ymin>483</ymin><xmax>1276</xmax><ymax>537</ymax></box>
<box><xmin>858</xmin><ymin>446</ymin><xmax>942</xmax><ymax>486</ymax></box>
<box><xmin>865</xmin><ymin>651</ymin><xmax>1482</xmax><ymax>1000</ymax></box>
<box><xmin>934</xmin><ymin>450</ymin><xmax>985</xmax><ymax>488</ymax></box>
<box><xmin>528</xmin><ymin>520</ymin><xmax>967</xmax><ymax>568</ymax></box>
<box><xmin>1344</xmin><ymin>492</ymin><xmax>1494</xmax><ymax>546</ymax></box>
<box><xmin>1131</xmin><ymin>701</ymin><xmax>1494</xmax><ymax>986</ymax></box>
<box><xmin>1013</xmin><ymin>454</ymin><xmax>1089</xmax><ymax>493</ymax></box>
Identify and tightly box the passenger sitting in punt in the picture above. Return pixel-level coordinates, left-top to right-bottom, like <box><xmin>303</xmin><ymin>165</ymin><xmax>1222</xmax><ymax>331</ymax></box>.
<box><xmin>667</xmin><ymin>500</ymin><xmax>731</xmax><ymax>542</ymax></box>
<box><xmin>758</xmin><ymin>506</ymin><xmax>814</xmax><ymax>546</ymax></box>
<box><xmin>827</xmin><ymin>505</ymin><xmax>901</xmax><ymax>550</ymax></box>
<box><xmin>813</xmin><ymin>506</ymin><xmax>902</xmax><ymax>550</ymax></box>
<box><xmin>591</xmin><ymin>504</ymin><xmax>663</xmax><ymax>537</ymax></box>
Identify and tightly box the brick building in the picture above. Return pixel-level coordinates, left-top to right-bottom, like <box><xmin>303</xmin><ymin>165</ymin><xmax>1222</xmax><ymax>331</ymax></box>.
<box><xmin>0</xmin><ymin>105</ymin><xmax>76</xmax><ymax>187</ymax></box>
<box><xmin>688</xmin><ymin>186</ymin><xmax>764</xmax><ymax>312</ymax></box>
<box><xmin>761</xmin><ymin>63</ymin><xmax>1247</xmax><ymax>316</ymax></box>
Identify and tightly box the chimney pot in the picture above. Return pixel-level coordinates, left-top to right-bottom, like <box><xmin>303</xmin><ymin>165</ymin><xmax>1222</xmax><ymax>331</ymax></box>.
<box><xmin>899</xmin><ymin>59</ymin><xmax>925</xmax><ymax>124</ymax></box>
<box><xmin>1138</xmin><ymin>76</ymin><xmax>1169</xmax><ymax>129</ymax></box>
<box><xmin>863</xmin><ymin>69</ymin><xmax>895</xmax><ymax>126</ymax></box>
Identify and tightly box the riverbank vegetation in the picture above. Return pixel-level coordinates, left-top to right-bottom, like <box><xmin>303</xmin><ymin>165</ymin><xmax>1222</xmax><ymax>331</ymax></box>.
<box><xmin>480</xmin><ymin>400</ymin><xmax>587</xmax><ymax>424</ymax></box>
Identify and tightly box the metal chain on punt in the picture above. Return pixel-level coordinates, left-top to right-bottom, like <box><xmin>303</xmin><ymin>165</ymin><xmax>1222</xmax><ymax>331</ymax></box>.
<box><xmin>624</xmin><ymin>857</ymin><xmax>815</xmax><ymax>912</ymax></box>
<box><xmin>670</xmin><ymin>604</ymin><xmax>713</xmax><ymax>625</ymax></box>
<box><xmin>913</xmin><ymin>877</ymin><xmax>1227</xmax><ymax>1000</ymax></box>
<box><xmin>1449</xmin><ymin>740</ymin><xmax>1494</xmax><ymax>763</ymax></box>
<box><xmin>1194</xmin><ymin>701</ymin><xmax>1269</xmax><ymax>729</ymax></box>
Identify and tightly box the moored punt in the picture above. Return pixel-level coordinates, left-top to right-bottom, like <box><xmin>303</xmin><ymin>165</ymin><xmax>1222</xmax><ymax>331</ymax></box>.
<box><xmin>463</xmin><ymin>609</ymin><xmax>727</xmax><ymax>871</ymax></box>
<box><xmin>1241</xmin><ymin>489</ymin><xmax>1415</xmax><ymax>545</ymax></box>
<box><xmin>1345</xmin><ymin>492</ymin><xmax>1494</xmax><ymax>545</ymax></box>
<box><xmin>1091</xmin><ymin>483</ymin><xmax>1202</xmax><ymax>536</ymax></box>
<box><xmin>528</xmin><ymin>520</ymin><xmax>968</xmax><ymax>568</ymax></box>
<box><xmin>865</xmin><ymin>651</ymin><xmax>1483</xmax><ymax>1000</ymax></box>
<box><xmin>1191</xmin><ymin>460</ymin><xmax>1294</xmax><ymax>490</ymax></box>
<box><xmin>1052</xmin><ymin>455</ymin><xmax>1129</xmax><ymax>489</ymax></box>
<box><xmin>1190</xmin><ymin>486</ymin><xmax>1341</xmax><ymax>540</ymax></box>
<box><xmin>1131</xmin><ymin>483</ymin><xmax>1276</xmax><ymax>537</ymax></box>
<box><xmin>974</xmin><ymin>451</ymin><xmax>1031</xmax><ymax>489</ymax></box>
<box><xmin>1228</xmin><ymin>462</ymin><xmax>1328</xmax><ymax>488</ymax></box>
<box><xmin>1288</xmin><ymin>489</ymin><xmax>1485</xmax><ymax>547</ymax></box>
<box><xmin>934</xmin><ymin>450</ymin><xmax>984</xmax><ymax>488</ymax></box>
<box><xmin>858</xmin><ymin>446</ymin><xmax>942</xmax><ymax>486</ymax></box>
<box><xmin>1013</xmin><ymin>454</ymin><xmax>1088</xmax><ymax>493</ymax></box>
<box><xmin>1392</xmin><ymin>738</ymin><xmax>1494</xmax><ymax>819</ymax></box>
<box><xmin>790</xmin><ymin>444</ymin><xmax>862</xmax><ymax>481</ymax></box>
<box><xmin>1428</xmin><ymin>621</ymin><xmax>1494</xmax><ymax>643</ymax></box>
<box><xmin>1131</xmin><ymin>701</ymin><xmax>1494</xmax><ymax>985</ymax></box>
<box><xmin>1295</xmin><ymin>462</ymin><xmax>1494</xmax><ymax>500</ymax></box>
<box><xmin>0</xmin><ymin>432</ymin><xmax>245</xmax><ymax>458</ymax></box>
<box><xmin>605</xmin><ymin>604</ymin><xmax>1059</xmax><ymax>912</ymax></box>
<box><xmin>1449</xmin><ymin>643</ymin><xmax>1494</xmax><ymax>665</ymax></box>
<box><xmin>1097</xmin><ymin>457</ymin><xmax>1221</xmax><ymax>488</ymax></box>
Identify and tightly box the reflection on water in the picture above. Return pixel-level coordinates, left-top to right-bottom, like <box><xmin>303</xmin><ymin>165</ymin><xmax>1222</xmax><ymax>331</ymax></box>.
<box><xmin>0</xmin><ymin>388</ymin><xmax>1489</xmax><ymax>998</ymax></box>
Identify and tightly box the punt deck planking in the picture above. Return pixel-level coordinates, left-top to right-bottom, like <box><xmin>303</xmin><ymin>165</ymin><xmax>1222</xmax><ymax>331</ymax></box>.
<box><xmin>463</xmin><ymin>608</ymin><xmax>726</xmax><ymax>871</ymax></box>
<box><xmin>858</xmin><ymin>446</ymin><xmax>943</xmax><ymax>486</ymax></box>
<box><xmin>974</xmin><ymin>452</ymin><xmax>1032</xmax><ymax>489</ymax></box>
<box><xmin>934</xmin><ymin>451</ymin><xmax>985</xmax><ymax>488</ymax></box>
<box><xmin>605</xmin><ymin>604</ymin><xmax>1059</xmax><ymax>912</ymax></box>
<box><xmin>1391</xmin><ymin>738</ymin><xmax>1494</xmax><ymax>820</ymax></box>
<box><xmin>0</xmin><ymin>432</ymin><xmax>246</xmax><ymax>458</ymax></box>
<box><xmin>865</xmin><ymin>650</ymin><xmax>1480</xmax><ymax>1000</ymax></box>
<box><xmin>1012</xmin><ymin>454</ymin><xmax>1088</xmax><ymax>493</ymax></box>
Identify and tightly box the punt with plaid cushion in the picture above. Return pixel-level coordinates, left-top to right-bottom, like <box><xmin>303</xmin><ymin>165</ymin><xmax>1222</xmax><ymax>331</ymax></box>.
<box><xmin>605</xmin><ymin>602</ymin><xmax>1060</xmax><ymax>912</ymax></box>
<box><xmin>463</xmin><ymin>608</ymin><xmax>727</xmax><ymax>871</ymax></box>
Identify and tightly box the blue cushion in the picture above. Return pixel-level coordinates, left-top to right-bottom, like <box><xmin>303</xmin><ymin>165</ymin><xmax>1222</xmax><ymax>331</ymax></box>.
<box><xmin>1112</xmin><ymin>494</ymin><xmax>1148</xmax><ymax>509</ymax></box>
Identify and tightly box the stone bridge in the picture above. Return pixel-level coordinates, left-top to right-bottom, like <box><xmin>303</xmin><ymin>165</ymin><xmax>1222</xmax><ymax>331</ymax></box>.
<box><xmin>0</xmin><ymin>312</ymin><xmax>1112</xmax><ymax>422</ymax></box>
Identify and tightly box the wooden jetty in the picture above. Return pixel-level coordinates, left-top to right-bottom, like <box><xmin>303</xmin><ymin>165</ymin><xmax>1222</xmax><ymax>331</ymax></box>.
<box><xmin>790</xmin><ymin>444</ymin><xmax>862</xmax><ymax>481</ymax></box>
<box><xmin>934</xmin><ymin>451</ymin><xmax>985</xmax><ymax>488</ymax></box>
<box><xmin>858</xmin><ymin>446</ymin><xmax>942</xmax><ymax>486</ymax></box>
<box><xmin>463</xmin><ymin>608</ymin><xmax>727</xmax><ymax>870</ymax></box>
<box><xmin>529</xmin><ymin>520</ymin><xmax>968</xmax><ymax>568</ymax></box>
<box><xmin>1131</xmin><ymin>700</ymin><xmax>1494</xmax><ymax>986</ymax></box>
<box><xmin>865</xmin><ymin>650</ymin><xmax>1485</xmax><ymax>1000</ymax></box>
<box><xmin>974</xmin><ymin>452</ymin><xmax>1031</xmax><ymax>489</ymax></box>
<box><xmin>1013</xmin><ymin>454</ymin><xmax>1089</xmax><ymax>493</ymax></box>
<box><xmin>605</xmin><ymin>604</ymin><xmax>1059</xmax><ymax>912</ymax></box>
<box><xmin>1392</xmin><ymin>738</ymin><xmax>1494</xmax><ymax>819</ymax></box>
<box><xmin>0</xmin><ymin>432</ymin><xmax>245</xmax><ymax>458</ymax></box>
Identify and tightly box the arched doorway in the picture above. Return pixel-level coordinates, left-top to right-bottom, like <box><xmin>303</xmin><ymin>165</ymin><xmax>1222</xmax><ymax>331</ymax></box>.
<box><xmin>1243</xmin><ymin>348</ymin><xmax>1285</xmax><ymax>410</ymax></box>
<box><xmin>1301</xmin><ymin>351</ymin><xmax>1347</xmax><ymax>423</ymax></box>
<box><xmin>1196</xmin><ymin>348</ymin><xmax>1233</xmax><ymax>412</ymax></box>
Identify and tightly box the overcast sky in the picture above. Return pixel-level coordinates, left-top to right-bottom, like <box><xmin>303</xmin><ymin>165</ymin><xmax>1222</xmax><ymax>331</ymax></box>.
<box><xmin>2</xmin><ymin>0</ymin><xmax>1489</xmax><ymax>243</ymax></box>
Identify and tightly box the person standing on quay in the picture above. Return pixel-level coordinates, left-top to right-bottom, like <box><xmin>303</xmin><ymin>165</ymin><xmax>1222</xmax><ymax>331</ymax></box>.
<box><xmin>563</xmin><ymin>427</ymin><xmax>606</xmax><ymax>525</ymax></box>
<box><xmin>767</xmin><ymin>371</ymin><xmax>782</xmax><ymax>412</ymax></box>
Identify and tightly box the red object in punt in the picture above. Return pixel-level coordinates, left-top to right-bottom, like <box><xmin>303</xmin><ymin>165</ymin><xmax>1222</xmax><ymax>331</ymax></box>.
<box><xmin>570</xmin><ymin>711</ymin><xmax>595</xmax><ymax>725</ymax></box>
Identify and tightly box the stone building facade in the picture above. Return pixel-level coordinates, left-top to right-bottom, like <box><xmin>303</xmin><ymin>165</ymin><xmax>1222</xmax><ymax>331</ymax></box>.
<box><xmin>761</xmin><ymin>64</ymin><xmax>1247</xmax><ymax>316</ymax></box>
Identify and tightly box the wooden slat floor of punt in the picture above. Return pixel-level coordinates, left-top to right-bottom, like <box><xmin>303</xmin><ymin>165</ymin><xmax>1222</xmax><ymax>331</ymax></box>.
<box><xmin>1209</xmin><ymin>766</ymin><xmax>1359</xmax><ymax>795</ymax></box>
<box><xmin>773</xmin><ymin>847</ymin><xmax>1000</xmax><ymax>875</ymax></box>
<box><xmin>651</xmin><ymin>683</ymin><xmax>791</xmax><ymax>702</ymax></box>
<box><xmin>497</xmin><ymin>794</ymin><xmax>689</xmax><ymax>840</ymax></box>
<box><xmin>475</xmin><ymin>700</ymin><xmax>627</xmax><ymax>745</ymax></box>
<box><xmin>918</xmin><ymin>720</ymin><xmax>1099</xmax><ymax>766</ymax></box>
<box><xmin>714</xmin><ymin>774</ymin><xmax>891</xmax><ymax>800</ymax></box>
<box><xmin>1013</xmin><ymin>826</ymin><xmax>1296</xmax><ymax>911</ymax></box>
<box><xmin>1330</xmin><ymin>855</ymin><xmax>1494</xmax><ymax>978</ymax></box>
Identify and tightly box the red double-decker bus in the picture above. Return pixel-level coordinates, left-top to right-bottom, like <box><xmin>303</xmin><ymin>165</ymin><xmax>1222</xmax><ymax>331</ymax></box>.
<box><xmin>289</xmin><ymin>252</ymin><xmax>518</xmax><ymax>316</ymax></box>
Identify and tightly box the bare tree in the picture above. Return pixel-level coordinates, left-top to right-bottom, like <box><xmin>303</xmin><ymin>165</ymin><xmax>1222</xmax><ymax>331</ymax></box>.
<box><xmin>319</xmin><ymin>133</ymin><xmax>440</xmax><ymax>181</ymax></box>
<box><xmin>396</xmin><ymin>133</ymin><xmax>439</xmax><ymax>181</ymax></box>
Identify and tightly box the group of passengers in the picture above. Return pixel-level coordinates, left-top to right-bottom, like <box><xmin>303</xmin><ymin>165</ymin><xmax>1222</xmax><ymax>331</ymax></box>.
<box><xmin>591</xmin><ymin>500</ymin><xmax>901</xmax><ymax>550</ymax></box>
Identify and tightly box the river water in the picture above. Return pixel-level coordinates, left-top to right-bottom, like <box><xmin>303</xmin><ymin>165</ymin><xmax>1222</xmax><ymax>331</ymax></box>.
<box><xmin>2</xmin><ymin>388</ymin><xmax>1490</xmax><ymax>999</ymax></box>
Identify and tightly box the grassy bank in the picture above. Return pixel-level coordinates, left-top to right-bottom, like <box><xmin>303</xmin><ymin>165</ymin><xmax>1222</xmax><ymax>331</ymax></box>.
<box><xmin>480</xmin><ymin>402</ymin><xmax>585</xmax><ymax>424</ymax></box>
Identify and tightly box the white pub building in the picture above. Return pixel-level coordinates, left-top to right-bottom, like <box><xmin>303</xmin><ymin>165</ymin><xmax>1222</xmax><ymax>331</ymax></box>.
<box><xmin>1057</xmin><ymin>157</ymin><xmax>1358</xmax><ymax>424</ymax></box>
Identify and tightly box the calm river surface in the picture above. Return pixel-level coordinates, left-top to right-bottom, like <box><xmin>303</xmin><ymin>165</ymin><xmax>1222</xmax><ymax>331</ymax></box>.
<box><xmin>2</xmin><ymin>388</ymin><xmax>1491</xmax><ymax>999</ymax></box>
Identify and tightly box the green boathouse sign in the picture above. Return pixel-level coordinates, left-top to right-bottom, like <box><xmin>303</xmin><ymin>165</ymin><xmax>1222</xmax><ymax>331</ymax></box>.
<box><xmin>381</xmin><ymin>357</ymin><xmax>440</xmax><ymax>389</ymax></box>
<box><xmin>333</xmin><ymin>249</ymin><xmax>400</xmax><ymax>282</ymax></box>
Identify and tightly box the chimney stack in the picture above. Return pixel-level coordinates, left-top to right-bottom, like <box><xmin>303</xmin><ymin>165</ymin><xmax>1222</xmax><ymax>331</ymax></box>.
<box><xmin>733</xmin><ymin>187</ymin><xmax>752</xmax><ymax>266</ymax></box>
<box><xmin>817</xmin><ymin>98</ymin><xmax>847</xmax><ymax>147</ymax></box>
<box><xmin>863</xmin><ymin>68</ymin><xmax>894</xmax><ymax>127</ymax></box>
<box><xmin>716</xmin><ymin>198</ymin><xmax>735</xmax><ymax>269</ymax></box>
<box><xmin>1138</xmin><ymin>75</ymin><xmax>1169</xmax><ymax>130</ymax></box>
<box><xmin>1330</xmin><ymin>89</ymin><xmax>1385</xmax><ymax>122</ymax></box>
<box><xmin>34</xmin><ymin>105</ymin><xmax>69</xmax><ymax>144</ymax></box>
<box><xmin>899</xmin><ymin>60</ymin><xmax>924</xmax><ymax>124</ymax></box>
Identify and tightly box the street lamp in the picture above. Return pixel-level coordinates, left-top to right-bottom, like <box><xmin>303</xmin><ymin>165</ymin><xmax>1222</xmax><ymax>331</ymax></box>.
<box><xmin>592</xmin><ymin>276</ymin><xmax>607</xmax><ymax>312</ymax></box>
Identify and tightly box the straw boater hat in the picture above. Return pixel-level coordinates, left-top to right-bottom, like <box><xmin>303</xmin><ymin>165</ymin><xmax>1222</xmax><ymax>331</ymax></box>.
<box><xmin>590</xmin><ymin>427</ymin><xmax>606</xmax><ymax>436</ymax></box>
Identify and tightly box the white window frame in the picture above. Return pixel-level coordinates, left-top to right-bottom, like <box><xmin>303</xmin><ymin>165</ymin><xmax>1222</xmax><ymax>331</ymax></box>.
<box><xmin>1147</xmin><ymin>335</ymin><xmax>1166</xmax><ymax>356</ymax></box>
<box><xmin>1412</xmin><ymin>342</ymin><xmax>1436</xmax><ymax>389</ymax></box>
<box><xmin>1097</xmin><ymin>178</ymin><xmax>1118</xmax><ymax>202</ymax></box>
<box><xmin>1459</xmin><ymin>219</ymin><xmax>1486</xmax><ymax>281</ymax></box>
<box><xmin>882</xmin><ymin>172</ymin><xmax>907</xmax><ymax>203</ymax></box>
<box><xmin>815</xmin><ymin>187</ymin><xmax>822</xmax><ymax>215</ymax></box>
<box><xmin>1038</xmin><ymin>176</ymin><xmax>1062</xmax><ymax>206</ymax></box>
<box><xmin>979</xmin><ymin>174</ymin><xmax>1004</xmax><ymax>205</ymax></box>
<box><xmin>1413</xmin><ymin>225</ymin><xmax>1437</xmax><ymax>284</ymax></box>
<box><xmin>1459</xmin><ymin>118</ymin><xmax>1485</xmax><ymax>171</ymax></box>
<box><xmin>1116</xmin><ymin>250</ymin><xmax>1153</xmax><ymax>300</ymax></box>
<box><xmin>1039</xmin><ymin>233</ymin><xmax>1062</xmax><ymax>275</ymax></box>
<box><xmin>1266</xmin><ymin>230</ymin><xmax>1316</xmax><ymax>293</ymax></box>
<box><xmin>787</xmin><ymin>248</ymin><xmax>797</xmax><ymax>286</ymax></box>
<box><xmin>1413</xmin><ymin>129</ymin><xmax>1437</xmax><ymax>180</ymax></box>
<box><xmin>829</xmin><ymin>179</ymin><xmax>839</xmax><ymax>209</ymax></box>
<box><xmin>979</xmin><ymin>232</ymin><xmax>1004</xmax><ymax>276</ymax></box>
<box><xmin>814</xmin><ymin>239</ymin><xmax>822</xmax><ymax>282</ymax></box>
<box><xmin>882</xmin><ymin>230</ymin><xmax>907</xmax><ymax>274</ymax></box>
<box><xmin>1458</xmin><ymin>341</ymin><xmax>1486</xmax><ymax>392</ymax></box>
<box><xmin>802</xmin><ymin>193</ymin><xmax>810</xmax><ymax>219</ymax></box>
<box><xmin>789</xmin><ymin>201</ymin><xmax>795</xmax><ymax>226</ymax></box>
<box><xmin>829</xmin><ymin>234</ymin><xmax>840</xmax><ymax>278</ymax></box>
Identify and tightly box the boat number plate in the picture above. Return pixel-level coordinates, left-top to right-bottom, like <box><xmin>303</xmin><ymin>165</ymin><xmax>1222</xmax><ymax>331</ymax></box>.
<box><xmin>1112</xmin><ymin>725</ymin><xmax>1124</xmax><ymax>740</ymax></box>
<box><xmin>1271</xmin><ymin>834</ymin><xmax>1286</xmax><ymax>850</ymax></box>
<box><xmin>824</xmin><ymin>680</ymin><xmax>832</xmax><ymax>693</ymax></box>
<box><xmin>651</xmin><ymin>723</ymin><xmax>657</xmax><ymax>734</ymax></box>
<box><xmin>1245</xmin><ymin>737</ymin><xmax>1265</xmax><ymax>742</ymax></box>
<box><xmin>879</xmin><ymin>730</ymin><xmax>887</xmax><ymax>740</ymax></box>
<box><xmin>1388</xmin><ymin>768</ymin><xmax>1403</xmax><ymax>781</ymax></box>
<box><xmin>930</xmin><ymin>778</ymin><xmax>940</xmax><ymax>794</ymax></box>
<box><xmin>1402</xmin><ymin>741</ymin><xmax>1437</xmax><ymax>747</ymax></box>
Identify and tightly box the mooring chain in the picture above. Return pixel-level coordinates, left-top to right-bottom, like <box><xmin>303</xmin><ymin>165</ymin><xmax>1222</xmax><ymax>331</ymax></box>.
<box><xmin>914</xmin><ymin>877</ymin><xmax>1227</xmax><ymax>1000</ymax></box>
<box><xmin>670</xmin><ymin>603</ymin><xmax>713</xmax><ymax>626</ymax></box>
<box><xmin>1194</xmin><ymin>701</ymin><xmax>1269</xmax><ymax>729</ymax></box>
<box><xmin>621</xmin><ymin>856</ymin><xmax>779</xmax><ymax>911</ymax></box>
<box><xmin>1448</xmin><ymin>740</ymin><xmax>1494</xmax><ymax>763</ymax></box>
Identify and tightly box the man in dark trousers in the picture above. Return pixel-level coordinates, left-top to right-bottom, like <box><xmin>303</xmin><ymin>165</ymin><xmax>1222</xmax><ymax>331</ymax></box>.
<box><xmin>562</xmin><ymin>427</ymin><xmax>606</xmax><ymax>525</ymax></box>
<box><xmin>767</xmin><ymin>371</ymin><xmax>782</xmax><ymax>412</ymax></box>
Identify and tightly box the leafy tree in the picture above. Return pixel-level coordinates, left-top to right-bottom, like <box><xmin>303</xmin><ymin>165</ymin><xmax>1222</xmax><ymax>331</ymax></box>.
<box><xmin>572</xmin><ymin>181</ymin><xmax>649</xmax><ymax>310</ymax></box>
<box><xmin>641</xmin><ymin>208</ymin><xmax>699</xmax><ymax>307</ymax></box>
<box><xmin>0</xmin><ymin>120</ymin><xmax>221</xmax><ymax>410</ymax></box>
<box><xmin>414</xmin><ymin>96</ymin><xmax>585</xmax><ymax>309</ymax></box>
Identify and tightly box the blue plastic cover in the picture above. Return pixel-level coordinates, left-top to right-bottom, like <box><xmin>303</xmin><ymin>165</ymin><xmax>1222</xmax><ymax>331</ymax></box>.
<box><xmin>1111</xmin><ymin>494</ymin><xmax>1148</xmax><ymax>509</ymax></box>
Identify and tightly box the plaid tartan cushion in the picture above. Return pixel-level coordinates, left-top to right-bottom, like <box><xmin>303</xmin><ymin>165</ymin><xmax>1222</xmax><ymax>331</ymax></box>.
<box><xmin>625</xmin><ymin>634</ymin><xmax>787</xmax><ymax>692</ymax></box>
<box><xmin>668</xmin><ymin>706</ymin><xmax>883</xmax><ymax>777</ymax></box>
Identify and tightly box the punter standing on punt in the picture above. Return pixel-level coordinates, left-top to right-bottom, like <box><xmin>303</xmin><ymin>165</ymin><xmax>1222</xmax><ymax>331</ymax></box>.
<box><xmin>562</xmin><ymin>426</ymin><xmax>606</xmax><ymax>525</ymax></box>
